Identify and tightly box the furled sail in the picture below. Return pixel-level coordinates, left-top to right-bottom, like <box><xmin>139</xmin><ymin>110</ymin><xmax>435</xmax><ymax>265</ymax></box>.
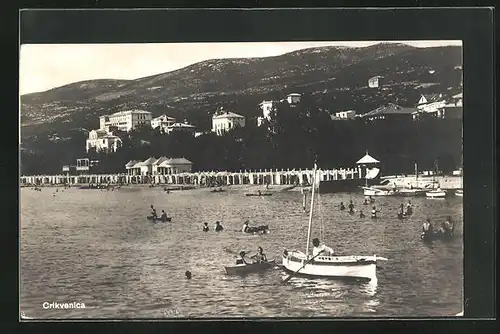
<box><xmin>365</xmin><ymin>167</ymin><xmax>380</xmax><ymax>179</ymax></box>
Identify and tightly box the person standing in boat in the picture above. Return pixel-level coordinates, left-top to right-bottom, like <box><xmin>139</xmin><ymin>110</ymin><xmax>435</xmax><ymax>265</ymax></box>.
<box><xmin>340</xmin><ymin>202</ymin><xmax>346</xmax><ymax>211</ymax></box>
<box><xmin>369</xmin><ymin>196</ymin><xmax>374</xmax><ymax>203</ymax></box>
<box><xmin>399</xmin><ymin>203</ymin><xmax>405</xmax><ymax>216</ymax></box>
<box><xmin>251</xmin><ymin>247</ymin><xmax>267</xmax><ymax>263</ymax></box>
<box><xmin>202</xmin><ymin>222</ymin><xmax>209</xmax><ymax>232</ymax></box>
<box><xmin>371</xmin><ymin>206</ymin><xmax>380</xmax><ymax>219</ymax></box>
<box><xmin>359</xmin><ymin>210</ymin><xmax>365</xmax><ymax>218</ymax></box>
<box><xmin>348</xmin><ymin>200</ymin><xmax>355</xmax><ymax>213</ymax></box>
<box><xmin>160</xmin><ymin>210</ymin><xmax>168</xmax><ymax>221</ymax></box>
<box><xmin>312</xmin><ymin>238</ymin><xmax>335</xmax><ymax>257</ymax></box>
<box><xmin>215</xmin><ymin>221</ymin><xmax>224</xmax><ymax>232</ymax></box>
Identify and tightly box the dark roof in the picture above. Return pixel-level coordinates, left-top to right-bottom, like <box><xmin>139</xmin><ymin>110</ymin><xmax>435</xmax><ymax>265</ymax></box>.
<box><xmin>363</xmin><ymin>103</ymin><xmax>418</xmax><ymax>117</ymax></box>
<box><xmin>420</xmin><ymin>93</ymin><xmax>443</xmax><ymax>104</ymax></box>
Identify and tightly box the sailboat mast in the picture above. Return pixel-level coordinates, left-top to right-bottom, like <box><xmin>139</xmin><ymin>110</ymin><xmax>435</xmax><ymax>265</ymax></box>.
<box><xmin>305</xmin><ymin>163</ymin><xmax>317</xmax><ymax>258</ymax></box>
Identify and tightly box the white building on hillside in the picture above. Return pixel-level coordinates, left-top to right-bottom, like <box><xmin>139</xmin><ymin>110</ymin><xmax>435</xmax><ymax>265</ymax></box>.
<box><xmin>151</xmin><ymin>114</ymin><xmax>176</xmax><ymax>130</ymax></box>
<box><xmin>417</xmin><ymin>93</ymin><xmax>447</xmax><ymax>114</ymax></box>
<box><xmin>165</xmin><ymin>121</ymin><xmax>196</xmax><ymax>135</ymax></box>
<box><xmin>334</xmin><ymin>110</ymin><xmax>357</xmax><ymax>120</ymax></box>
<box><xmin>99</xmin><ymin>109</ymin><xmax>152</xmax><ymax>132</ymax></box>
<box><xmin>212</xmin><ymin>109</ymin><xmax>246</xmax><ymax>135</ymax></box>
<box><xmin>86</xmin><ymin>129</ymin><xmax>122</xmax><ymax>153</ymax></box>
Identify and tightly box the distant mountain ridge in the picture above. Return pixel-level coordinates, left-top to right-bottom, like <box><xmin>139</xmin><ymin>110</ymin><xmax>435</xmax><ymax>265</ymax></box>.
<box><xmin>20</xmin><ymin>43</ymin><xmax>462</xmax><ymax>139</ymax></box>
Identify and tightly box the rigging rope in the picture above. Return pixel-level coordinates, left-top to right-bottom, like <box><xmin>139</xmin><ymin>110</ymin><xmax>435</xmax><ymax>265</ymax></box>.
<box><xmin>317</xmin><ymin>170</ymin><xmax>325</xmax><ymax>242</ymax></box>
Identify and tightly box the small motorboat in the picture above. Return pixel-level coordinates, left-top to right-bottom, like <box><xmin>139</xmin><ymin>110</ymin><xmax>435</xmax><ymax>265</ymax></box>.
<box><xmin>224</xmin><ymin>259</ymin><xmax>276</xmax><ymax>275</ymax></box>
<box><xmin>245</xmin><ymin>193</ymin><xmax>273</xmax><ymax>197</ymax></box>
<box><xmin>455</xmin><ymin>189</ymin><xmax>463</xmax><ymax>197</ymax></box>
<box><xmin>426</xmin><ymin>188</ymin><xmax>447</xmax><ymax>198</ymax></box>
<box><xmin>147</xmin><ymin>216</ymin><xmax>172</xmax><ymax>222</ymax></box>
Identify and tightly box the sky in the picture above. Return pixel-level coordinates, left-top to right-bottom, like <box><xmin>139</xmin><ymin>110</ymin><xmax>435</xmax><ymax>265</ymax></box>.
<box><xmin>19</xmin><ymin>40</ymin><xmax>461</xmax><ymax>95</ymax></box>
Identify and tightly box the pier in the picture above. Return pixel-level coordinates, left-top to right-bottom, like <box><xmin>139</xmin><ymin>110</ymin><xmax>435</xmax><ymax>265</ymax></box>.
<box><xmin>19</xmin><ymin>167</ymin><xmax>363</xmax><ymax>187</ymax></box>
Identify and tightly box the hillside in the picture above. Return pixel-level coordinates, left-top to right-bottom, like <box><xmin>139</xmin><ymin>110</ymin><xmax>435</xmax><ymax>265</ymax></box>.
<box><xmin>20</xmin><ymin>43</ymin><xmax>462</xmax><ymax>143</ymax></box>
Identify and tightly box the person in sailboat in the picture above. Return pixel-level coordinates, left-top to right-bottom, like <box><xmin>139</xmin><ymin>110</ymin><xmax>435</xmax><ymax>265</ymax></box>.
<box><xmin>371</xmin><ymin>206</ymin><xmax>380</xmax><ymax>219</ymax></box>
<box><xmin>215</xmin><ymin>221</ymin><xmax>224</xmax><ymax>232</ymax></box>
<box><xmin>359</xmin><ymin>210</ymin><xmax>365</xmax><ymax>218</ymax></box>
<box><xmin>251</xmin><ymin>246</ymin><xmax>267</xmax><ymax>263</ymax></box>
<box><xmin>340</xmin><ymin>202</ymin><xmax>346</xmax><ymax>211</ymax></box>
<box><xmin>202</xmin><ymin>222</ymin><xmax>209</xmax><ymax>232</ymax></box>
<box><xmin>312</xmin><ymin>238</ymin><xmax>335</xmax><ymax>257</ymax></box>
<box><xmin>348</xmin><ymin>200</ymin><xmax>355</xmax><ymax>214</ymax></box>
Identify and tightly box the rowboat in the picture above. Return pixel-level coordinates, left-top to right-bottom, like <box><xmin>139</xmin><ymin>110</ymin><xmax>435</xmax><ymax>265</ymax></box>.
<box><xmin>245</xmin><ymin>193</ymin><xmax>273</xmax><ymax>197</ymax></box>
<box><xmin>224</xmin><ymin>259</ymin><xmax>276</xmax><ymax>275</ymax></box>
<box><xmin>283</xmin><ymin>163</ymin><xmax>387</xmax><ymax>282</ymax></box>
<box><xmin>146</xmin><ymin>216</ymin><xmax>172</xmax><ymax>222</ymax></box>
<box><xmin>426</xmin><ymin>189</ymin><xmax>447</xmax><ymax>198</ymax></box>
<box><xmin>211</xmin><ymin>189</ymin><xmax>225</xmax><ymax>193</ymax></box>
<box><xmin>421</xmin><ymin>229</ymin><xmax>454</xmax><ymax>241</ymax></box>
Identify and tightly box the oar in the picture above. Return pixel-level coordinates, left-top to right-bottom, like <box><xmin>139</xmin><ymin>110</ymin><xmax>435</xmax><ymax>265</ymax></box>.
<box><xmin>282</xmin><ymin>250</ymin><xmax>324</xmax><ymax>284</ymax></box>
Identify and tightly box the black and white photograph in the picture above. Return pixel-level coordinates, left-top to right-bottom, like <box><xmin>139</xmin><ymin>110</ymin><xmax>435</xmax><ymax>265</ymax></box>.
<box><xmin>19</xmin><ymin>34</ymin><xmax>468</xmax><ymax>319</ymax></box>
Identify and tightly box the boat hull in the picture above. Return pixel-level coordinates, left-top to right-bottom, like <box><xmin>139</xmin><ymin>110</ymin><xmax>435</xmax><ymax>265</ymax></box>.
<box><xmin>363</xmin><ymin>187</ymin><xmax>396</xmax><ymax>196</ymax></box>
<box><xmin>426</xmin><ymin>190</ymin><xmax>447</xmax><ymax>198</ymax></box>
<box><xmin>245</xmin><ymin>193</ymin><xmax>272</xmax><ymax>197</ymax></box>
<box><xmin>224</xmin><ymin>259</ymin><xmax>275</xmax><ymax>275</ymax></box>
<box><xmin>146</xmin><ymin>216</ymin><xmax>172</xmax><ymax>222</ymax></box>
<box><xmin>455</xmin><ymin>189</ymin><xmax>463</xmax><ymax>197</ymax></box>
<box><xmin>282</xmin><ymin>251</ymin><xmax>377</xmax><ymax>281</ymax></box>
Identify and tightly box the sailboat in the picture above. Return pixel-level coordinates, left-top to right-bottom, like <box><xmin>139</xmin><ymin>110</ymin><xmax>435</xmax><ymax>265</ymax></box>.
<box><xmin>282</xmin><ymin>163</ymin><xmax>387</xmax><ymax>282</ymax></box>
<box><xmin>425</xmin><ymin>160</ymin><xmax>447</xmax><ymax>198</ymax></box>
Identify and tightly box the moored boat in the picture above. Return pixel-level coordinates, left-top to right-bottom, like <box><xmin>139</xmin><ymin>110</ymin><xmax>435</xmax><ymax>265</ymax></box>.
<box><xmin>426</xmin><ymin>189</ymin><xmax>447</xmax><ymax>198</ymax></box>
<box><xmin>283</xmin><ymin>163</ymin><xmax>387</xmax><ymax>282</ymax></box>
<box><xmin>362</xmin><ymin>186</ymin><xmax>396</xmax><ymax>197</ymax></box>
<box><xmin>455</xmin><ymin>189</ymin><xmax>463</xmax><ymax>197</ymax></box>
<box><xmin>395</xmin><ymin>188</ymin><xmax>427</xmax><ymax>197</ymax></box>
<box><xmin>224</xmin><ymin>259</ymin><xmax>276</xmax><ymax>275</ymax></box>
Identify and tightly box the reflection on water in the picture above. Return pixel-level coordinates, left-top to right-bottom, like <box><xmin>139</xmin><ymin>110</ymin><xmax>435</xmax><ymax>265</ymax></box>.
<box><xmin>20</xmin><ymin>186</ymin><xmax>463</xmax><ymax>318</ymax></box>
